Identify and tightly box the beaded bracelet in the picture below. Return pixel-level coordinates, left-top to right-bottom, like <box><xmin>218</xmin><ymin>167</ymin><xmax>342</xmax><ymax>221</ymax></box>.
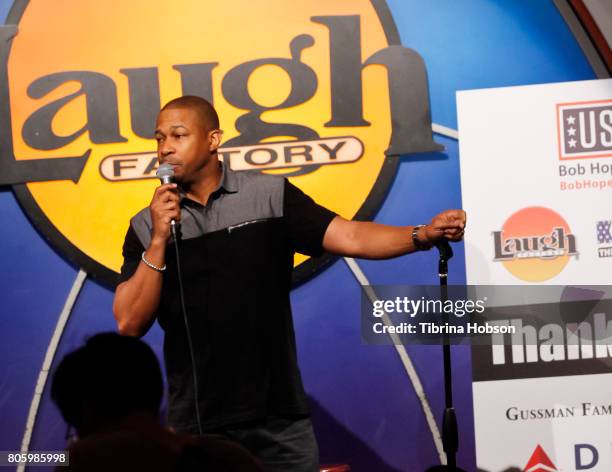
<box><xmin>141</xmin><ymin>251</ymin><xmax>166</xmax><ymax>272</ymax></box>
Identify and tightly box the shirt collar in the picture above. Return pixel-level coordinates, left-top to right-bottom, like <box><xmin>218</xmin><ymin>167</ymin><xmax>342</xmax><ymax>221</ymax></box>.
<box><xmin>179</xmin><ymin>162</ymin><xmax>238</xmax><ymax>206</ymax></box>
<box><xmin>216</xmin><ymin>161</ymin><xmax>238</xmax><ymax>194</ymax></box>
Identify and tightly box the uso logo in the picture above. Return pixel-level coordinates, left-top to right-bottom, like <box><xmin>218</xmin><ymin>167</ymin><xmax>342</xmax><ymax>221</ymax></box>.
<box><xmin>0</xmin><ymin>0</ymin><xmax>440</xmax><ymax>285</ymax></box>
<box><xmin>492</xmin><ymin>207</ymin><xmax>578</xmax><ymax>282</ymax></box>
<box><xmin>556</xmin><ymin>99</ymin><xmax>612</xmax><ymax>160</ymax></box>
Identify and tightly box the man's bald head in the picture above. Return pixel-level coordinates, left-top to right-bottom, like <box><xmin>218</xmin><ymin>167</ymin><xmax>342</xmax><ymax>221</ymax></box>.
<box><xmin>160</xmin><ymin>96</ymin><xmax>219</xmax><ymax>131</ymax></box>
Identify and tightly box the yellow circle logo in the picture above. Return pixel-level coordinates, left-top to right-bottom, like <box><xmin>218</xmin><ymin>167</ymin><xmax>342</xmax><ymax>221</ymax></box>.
<box><xmin>493</xmin><ymin>207</ymin><xmax>578</xmax><ymax>282</ymax></box>
<box><xmin>2</xmin><ymin>0</ymin><xmax>440</xmax><ymax>285</ymax></box>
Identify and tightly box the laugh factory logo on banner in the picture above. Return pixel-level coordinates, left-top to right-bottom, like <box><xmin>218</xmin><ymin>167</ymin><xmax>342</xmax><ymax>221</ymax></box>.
<box><xmin>492</xmin><ymin>207</ymin><xmax>578</xmax><ymax>282</ymax></box>
<box><xmin>0</xmin><ymin>0</ymin><xmax>441</xmax><ymax>285</ymax></box>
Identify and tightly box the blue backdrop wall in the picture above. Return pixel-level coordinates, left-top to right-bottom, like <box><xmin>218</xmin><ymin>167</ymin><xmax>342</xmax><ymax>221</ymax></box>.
<box><xmin>0</xmin><ymin>1</ymin><xmax>595</xmax><ymax>471</ymax></box>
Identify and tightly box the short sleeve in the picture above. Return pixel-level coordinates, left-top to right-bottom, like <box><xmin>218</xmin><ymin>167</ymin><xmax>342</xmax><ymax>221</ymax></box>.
<box><xmin>283</xmin><ymin>180</ymin><xmax>337</xmax><ymax>257</ymax></box>
<box><xmin>118</xmin><ymin>223</ymin><xmax>144</xmax><ymax>284</ymax></box>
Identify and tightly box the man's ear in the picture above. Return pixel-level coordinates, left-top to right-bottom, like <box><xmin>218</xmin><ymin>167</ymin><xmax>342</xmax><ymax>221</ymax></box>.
<box><xmin>209</xmin><ymin>129</ymin><xmax>223</xmax><ymax>152</ymax></box>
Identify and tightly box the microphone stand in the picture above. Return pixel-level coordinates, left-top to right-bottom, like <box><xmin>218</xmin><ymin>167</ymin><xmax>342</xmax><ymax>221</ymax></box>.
<box><xmin>436</xmin><ymin>241</ymin><xmax>458</xmax><ymax>469</ymax></box>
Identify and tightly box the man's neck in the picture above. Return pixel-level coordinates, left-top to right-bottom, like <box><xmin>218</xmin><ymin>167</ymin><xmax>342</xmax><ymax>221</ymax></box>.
<box><xmin>183</xmin><ymin>157</ymin><xmax>222</xmax><ymax>205</ymax></box>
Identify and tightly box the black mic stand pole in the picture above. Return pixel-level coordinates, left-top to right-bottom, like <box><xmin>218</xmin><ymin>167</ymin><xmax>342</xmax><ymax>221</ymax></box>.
<box><xmin>436</xmin><ymin>241</ymin><xmax>458</xmax><ymax>469</ymax></box>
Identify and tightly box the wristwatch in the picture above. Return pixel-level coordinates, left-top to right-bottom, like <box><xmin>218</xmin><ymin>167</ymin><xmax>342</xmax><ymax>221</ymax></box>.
<box><xmin>411</xmin><ymin>224</ymin><xmax>431</xmax><ymax>251</ymax></box>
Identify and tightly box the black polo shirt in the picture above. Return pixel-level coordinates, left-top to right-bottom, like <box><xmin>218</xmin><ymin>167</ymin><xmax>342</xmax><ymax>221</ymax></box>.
<box><xmin>119</xmin><ymin>165</ymin><xmax>336</xmax><ymax>432</ymax></box>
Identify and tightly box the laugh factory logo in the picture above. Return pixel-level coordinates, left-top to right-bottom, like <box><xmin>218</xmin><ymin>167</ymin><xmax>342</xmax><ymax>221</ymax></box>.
<box><xmin>0</xmin><ymin>0</ymin><xmax>441</xmax><ymax>285</ymax></box>
<box><xmin>493</xmin><ymin>207</ymin><xmax>578</xmax><ymax>282</ymax></box>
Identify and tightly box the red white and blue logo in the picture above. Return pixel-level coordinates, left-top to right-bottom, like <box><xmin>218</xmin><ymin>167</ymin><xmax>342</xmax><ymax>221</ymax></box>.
<box><xmin>557</xmin><ymin>100</ymin><xmax>612</xmax><ymax>160</ymax></box>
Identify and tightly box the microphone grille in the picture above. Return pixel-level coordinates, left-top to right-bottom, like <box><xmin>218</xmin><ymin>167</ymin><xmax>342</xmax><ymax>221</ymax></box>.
<box><xmin>156</xmin><ymin>163</ymin><xmax>174</xmax><ymax>180</ymax></box>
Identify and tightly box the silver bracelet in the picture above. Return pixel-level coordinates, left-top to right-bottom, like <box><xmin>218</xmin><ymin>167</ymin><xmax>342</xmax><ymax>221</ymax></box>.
<box><xmin>141</xmin><ymin>251</ymin><xmax>166</xmax><ymax>272</ymax></box>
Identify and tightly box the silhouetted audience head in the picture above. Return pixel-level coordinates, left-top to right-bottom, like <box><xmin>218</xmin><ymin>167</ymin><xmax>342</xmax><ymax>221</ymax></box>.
<box><xmin>51</xmin><ymin>332</ymin><xmax>163</xmax><ymax>436</ymax></box>
<box><xmin>50</xmin><ymin>333</ymin><xmax>264</xmax><ymax>472</ymax></box>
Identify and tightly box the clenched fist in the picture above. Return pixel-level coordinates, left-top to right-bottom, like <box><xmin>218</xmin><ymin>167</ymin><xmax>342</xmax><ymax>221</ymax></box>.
<box><xmin>423</xmin><ymin>209</ymin><xmax>466</xmax><ymax>244</ymax></box>
<box><xmin>150</xmin><ymin>183</ymin><xmax>181</xmax><ymax>244</ymax></box>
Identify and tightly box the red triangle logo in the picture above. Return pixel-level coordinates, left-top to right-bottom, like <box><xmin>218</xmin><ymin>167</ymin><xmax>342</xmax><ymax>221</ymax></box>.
<box><xmin>524</xmin><ymin>445</ymin><xmax>557</xmax><ymax>472</ymax></box>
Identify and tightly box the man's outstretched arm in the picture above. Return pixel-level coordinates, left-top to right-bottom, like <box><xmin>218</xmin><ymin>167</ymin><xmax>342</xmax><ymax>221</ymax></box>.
<box><xmin>322</xmin><ymin>209</ymin><xmax>466</xmax><ymax>259</ymax></box>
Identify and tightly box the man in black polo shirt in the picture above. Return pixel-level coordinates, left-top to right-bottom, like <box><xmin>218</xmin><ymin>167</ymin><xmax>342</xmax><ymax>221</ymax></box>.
<box><xmin>114</xmin><ymin>96</ymin><xmax>466</xmax><ymax>472</ymax></box>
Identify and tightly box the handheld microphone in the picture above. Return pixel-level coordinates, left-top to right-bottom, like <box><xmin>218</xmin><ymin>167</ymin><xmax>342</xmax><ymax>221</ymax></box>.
<box><xmin>156</xmin><ymin>163</ymin><xmax>175</xmax><ymax>185</ymax></box>
<box><xmin>156</xmin><ymin>163</ymin><xmax>178</xmax><ymax>237</ymax></box>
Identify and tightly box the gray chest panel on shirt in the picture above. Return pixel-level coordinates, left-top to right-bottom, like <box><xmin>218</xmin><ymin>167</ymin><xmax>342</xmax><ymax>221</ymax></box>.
<box><xmin>130</xmin><ymin>171</ymin><xmax>285</xmax><ymax>249</ymax></box>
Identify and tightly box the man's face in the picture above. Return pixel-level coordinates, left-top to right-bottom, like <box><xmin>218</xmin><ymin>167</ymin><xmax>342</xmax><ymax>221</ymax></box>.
<box><xmin>154</xmin><ymin>107</ymin><xmax>217</xmax><ymax>184</ymax></box>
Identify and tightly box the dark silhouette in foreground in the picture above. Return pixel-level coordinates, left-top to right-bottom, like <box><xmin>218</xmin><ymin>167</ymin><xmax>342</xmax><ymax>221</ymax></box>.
<box><xmin>51</xmin><ymin>332</ymin><xmax>263</xmax><ymax>471</ymax></box>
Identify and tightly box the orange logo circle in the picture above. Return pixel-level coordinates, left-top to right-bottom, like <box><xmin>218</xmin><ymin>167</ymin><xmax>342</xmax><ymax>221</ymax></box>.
<box><xmin>2</xmin><ymin>0</ymin><xmax>440</xmax><ymax>285</ymax></box>
<box><xmin>493</xmin><ymin>207</ymin><xmax>578</xmax><ymax>282</ymax></box>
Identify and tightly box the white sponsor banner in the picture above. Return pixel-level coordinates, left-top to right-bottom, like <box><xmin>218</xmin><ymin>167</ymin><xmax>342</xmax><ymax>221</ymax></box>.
<box><xmin>473</xmin><ymin>375</ymin><xmax>612</xmax><ymax>471</ymax></box>
<box><xmin>458</xmin><ymin>79</ymin><xmax>612</xmax><ymax>472</ymax></box>
<box><xmin>458</xmin><ymin>79</ymin><xmax>612</xmax><ymax>286</ymax></box>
